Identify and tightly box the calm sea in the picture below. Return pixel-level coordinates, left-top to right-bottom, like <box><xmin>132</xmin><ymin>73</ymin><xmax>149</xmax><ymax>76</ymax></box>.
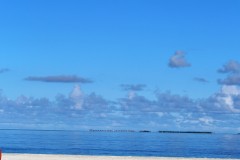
<box><xmin>0</xmin><ymin>130</ymin><xmax>239</xmax><ymax>158</ymax></box>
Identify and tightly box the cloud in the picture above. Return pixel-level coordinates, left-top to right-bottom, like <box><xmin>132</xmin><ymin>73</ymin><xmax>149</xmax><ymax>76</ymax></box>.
<box><xmin>221</xmin><ymin>85</ymin><xmax>240</xmax><ymax>95</ymax></box>
<box><xmin>168</xmin><ymin>51</ymin><xmax>191</xmax><ymax>68</ymax></box>
<box><xmin>117</xmin><ymin>91</ymin><xmax>226</xmax><ymax>131</ymax></box>
<box><xmin>25</xmin><ymin>75</ymin><xmax>93</xmax><ymax>83</ymax></box>
<box><xmin>194</xmin><ymin>77</ymin><xmax>209</xmax><ymax>83</ymax></box>
<box><xmin>0</xmin><ymin>85</ymin><xmax>114</xmax><ymax>129</ymax></box>
<box><xmin>120</xmin><ymin>84</ymin><xmax>147</xmax><ymax>101</ymax></box>
<box><xmin>199</xmin><ymin>117</ymin><xmax>214</xmax><ymax>125</ymax></box>
<box><xmin>117</xmin><ymin>87</ymin><xmax>240</xmax><ymax>131</ymax></box>
<box><xmin>218</xmin><ymin>60</ymin><xmax>240</xmax><ymax>73</ymax></box>
<box><xmin>218</xmin><ymin>74</ymin><xmax>240</xmax><ymax>85</ymax></box>
<box><xmin>199</xmin><ymin>85</ymin><xmax>240</xmax><ymax>114</ymax></box>
<box><xmin>0</xmin><ymin>84</ymin><xmax>240</xmax><ymax>132</ymax></box>
<box><xmin>155</xmin><ymin>91</ymin><xmax>196</xmax><ymax>112</ymax></box>
<box><xmin>119</xmin><ymin>95</ymin><xmax>153</xmax><ymax>111</ymax></box>
<box><xmin>84</xmin><ymin>93</ymin><xmax>111</xmax><ymax>111</ymax></box>
<box><xmin>0</xmin><ymin>68</ymin><xmax>10</xmax><ymax>74</ymax></box>
<box><xmin>120</xmin><ymin>84</ymin><xmax>146</xmax><ymax>91</ymax></box>
<box><xmin>218</xmin><ymin>61</ymin><xmax>240</xmax><ymax>86</ymax></box>
<box><xmin>69</xmin><ymin>85</ymin><xmax>84</xmax><ymax>110</ymax></box>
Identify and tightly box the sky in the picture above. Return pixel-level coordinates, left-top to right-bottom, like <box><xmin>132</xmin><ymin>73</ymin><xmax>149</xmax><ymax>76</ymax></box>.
<box><xmin>0</xmin><ymin>0</ymin><xmax>240</xmax><ymax>133</ymax></box>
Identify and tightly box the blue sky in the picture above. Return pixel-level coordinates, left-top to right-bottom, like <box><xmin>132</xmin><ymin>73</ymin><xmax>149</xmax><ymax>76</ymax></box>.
<box><xmin>0</xmin><ymin>0</ymin><xmax>240</xmax><ymax>133</ymax></box>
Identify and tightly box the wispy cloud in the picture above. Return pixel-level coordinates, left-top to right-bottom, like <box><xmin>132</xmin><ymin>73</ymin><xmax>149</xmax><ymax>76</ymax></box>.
<box><xmin>168</xmin><ymin>51</ymin><xmax>191</xmax><ymax>68</ymax></box>
<box><xmin>120</xmin><ymin>84</ymin><xmax>146</xmax><ymax>91</ymax></box>
<box><xmin>25</xmin><ymin>75</ymin><xmax>93</xmax><ymax>83</ymax></box>
<box><xmin>0</xmin><ymin>68</ymin><xmax>10</xmax><ymax>74</ymax></box>
<box><xmin>194</xmin><ymin>77</ymin><xmax>209</xmax><ymax>83</ymax></box>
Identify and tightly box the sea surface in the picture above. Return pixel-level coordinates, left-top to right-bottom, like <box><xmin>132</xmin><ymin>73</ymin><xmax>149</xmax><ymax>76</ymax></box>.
<box><xmin>0</xmin><ymin>129</ymin><xmax>240</xmax><ymax>158</ymax></box>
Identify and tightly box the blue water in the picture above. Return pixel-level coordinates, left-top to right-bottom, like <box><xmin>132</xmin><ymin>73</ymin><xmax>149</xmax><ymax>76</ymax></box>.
<box><xmin>0</xmin><ymin>130</ymin><xmax>240</xmax><ymax>158</ymax></box>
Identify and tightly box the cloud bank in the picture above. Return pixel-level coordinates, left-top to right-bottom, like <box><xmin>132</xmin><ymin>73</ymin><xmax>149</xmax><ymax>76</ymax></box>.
<box><xmin>0</xmin><ymin>84</ymin><xmax>239</xmax><ymax>132</ymax></box>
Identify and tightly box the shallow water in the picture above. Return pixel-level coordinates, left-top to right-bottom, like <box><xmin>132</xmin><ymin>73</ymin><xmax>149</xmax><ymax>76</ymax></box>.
<box><xmin>0</xmin><ymin>130</ymin><xmax>239</xmax><ymax>158</ymax></box>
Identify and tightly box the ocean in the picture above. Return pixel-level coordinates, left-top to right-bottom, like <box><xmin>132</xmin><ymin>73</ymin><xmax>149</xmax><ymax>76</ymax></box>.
<box><xmin>0</xmin><ymin>129</ymin><xmax>239</xmax><ymax>158</ymax></box>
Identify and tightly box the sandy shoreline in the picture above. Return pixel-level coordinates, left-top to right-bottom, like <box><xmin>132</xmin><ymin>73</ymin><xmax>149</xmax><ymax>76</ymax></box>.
<box><xmin>2</xmin><ymin>154</ymin><xmax>239</xmax><ymax>160</ymax></box>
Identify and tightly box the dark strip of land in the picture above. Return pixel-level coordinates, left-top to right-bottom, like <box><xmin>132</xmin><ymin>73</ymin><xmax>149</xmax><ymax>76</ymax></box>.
<box><xmin>89</xmin><ymin>129</ymin><xmax>135</xmax><ymax>132</ymax></box>
<box><xmin>158</xmin><ymin>131</ymin><xmax>212</xmax><ymax>134</ymax></box>
<box><xmin>139</xmin><ymin>130</ymin><xmax>151</xmax><ymax>133</ymax></box>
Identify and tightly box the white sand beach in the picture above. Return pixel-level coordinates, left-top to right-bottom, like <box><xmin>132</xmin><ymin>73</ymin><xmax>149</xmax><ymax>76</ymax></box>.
<box><xmin>2</xmin><ymin>154</ymin><xmax>239</xmax><ymax>160</ymax></box>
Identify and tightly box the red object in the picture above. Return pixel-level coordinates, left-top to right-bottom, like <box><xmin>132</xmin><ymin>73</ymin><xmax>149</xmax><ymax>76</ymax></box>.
<box><xmin>0</xmin><ymin>149</ymin><xmax>2</xmax><ymax>160</ymax></box>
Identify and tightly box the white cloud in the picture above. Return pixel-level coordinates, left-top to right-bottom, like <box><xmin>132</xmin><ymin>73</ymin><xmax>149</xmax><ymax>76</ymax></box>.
<box><xmin>70</xmin><ymin>85</ymin><xmax>84</xmax><ymax>110</ymax></box>
<box><xmin>199</xmin><ymin>117</ymin><xmax>214</xmax><ymax>125</ymax></box>
<box><xmin>216</xmin><ymin>85</ymin><xmax>240</xmax><ymax>113</ymax></box>
<box><xmin>221</xmin><ymin>85</ymin><xmax>240</xmax><ymax>95</ymax></box>
<box><xmin>0</xmin><ymin>84</ymin><xmax>239</xmax><ymax>132</ymax></box>
<box><xmin>128</xmin><ymin>91</ymin><xmax>136</xmax><ymax>100</ymax></box>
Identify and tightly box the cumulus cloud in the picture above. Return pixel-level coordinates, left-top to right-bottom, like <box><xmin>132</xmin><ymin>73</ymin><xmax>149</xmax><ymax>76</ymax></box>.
<box><xmin>218</xmin><ymin>60</ymin><xmax>240</xmax><ymax>73</ymax></box>
<box><xmin>221</xmin><ymin>85</ymin><xmax>240</xmax><ymax>95</ymax></box>
<box><xmin>0</xmin><ymin>85</ymin><xmax>114</xmax><ymax>129</ymax></box>
<box><xmin>217</xmin><ymin>85</ymin><xmax>240</xmax><ymax>113</ymax></box>
<box><xmin>119</xmin><ymin>95</ymin><xmax>153</xmax><ymax>112</ymax></box>
<box><xmin>84</xmin><ymin>93</ymin><xmax>111</xmax><ymax>111</ymax></box>
<box><xmin>194</xmin><ymin>77</ymin><xmax>209</xmax><ymax>83</ymax></box>
<box><xmin>70</xmin><ymin>85</ymin><xmax>84</xmax><ymax>110</ymax></box>
<box><xmin>168</xmin><ymin>51</ymin><xmax>191</xmax><ymax>68</ymax></box>
<box><xmin>155</xmin><ymin>91</ymin><xmax>197</xmax><ymax>112</ymax></box>
<box><xmin>199</xmin><ymin>85</ymin><xmax>240</xmax><ymax>114</ymax></box>
<box><xmin>218</xmin><ymin>74</ymin><xmax>240</xmax><ymax>85</ymax></box>
<box><xmin>0</xmin><ymin>68</ymin><xmax>10</xmax><ymax>74</ymax></box>
<box><xmin>120</xmin><ymin>84</ymin><xmax>147</xmax><ymax>100</ymax></box>
<box><xmin>117</xmin><ymin>87</ymin><xmax>240</xmax><ymax>131</ymax></box>
<box><xmin>117</xmin><ymin>91</ymin><xmax>230</xmax><ymax>131</ymax></box>
<box><xmin>218</xmin><ymin>60</ymin><xmax>240</xmax><ymax>86</ymax></box>
<box><xmin>25</xmin><ymin>75</ymin><xmax>93</xmax><ymax>83</ymax></box>
<box><xmin>0</xmin><ymin>84</ymin><xmax>240</xmax><ymax>131</ymax></box>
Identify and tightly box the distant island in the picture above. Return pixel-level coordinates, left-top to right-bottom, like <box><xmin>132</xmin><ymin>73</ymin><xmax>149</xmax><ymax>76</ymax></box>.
<box><xmin>139</xmin><ymin>130</ymin><xmax>151</xmax><ymax>133</ymax></box>
<box><xmin>89</xmin><ymin>129</ymin><xmax>213</xmax><ymax>134</ymax></box>
<box><xmin>158</xmin><ymin>131</ymin><xmax>212</xmax><ymax>134</ymax></box>
<box><xmin>89</xmin><ymin>130</ymin><xmax>152</xmax><ymax>133</ymax></box>
<box><xmin>89</xmin><ymin>129</ymin><xmax>135</xmax><ymax>132</ymax></box>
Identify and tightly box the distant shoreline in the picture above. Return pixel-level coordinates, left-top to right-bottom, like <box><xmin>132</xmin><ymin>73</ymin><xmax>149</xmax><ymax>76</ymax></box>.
<box><xmin>1</xmin><ymin>129</ymin><xmax>240</xmax><ymax>134</ymax></box>
<box><xmin>89</xmin><ymin>129</ymin><xmax>213</xmax><ymax>134</ymax></box>
<box><xmin>158</xmin><ymin>131</ymin><xmax>213</xmax><ymax>134</ymax></box>
<box><xmin>2</xmin><ymin>154</ymin><xmax>239</xmax><ymax>160</ymax></box>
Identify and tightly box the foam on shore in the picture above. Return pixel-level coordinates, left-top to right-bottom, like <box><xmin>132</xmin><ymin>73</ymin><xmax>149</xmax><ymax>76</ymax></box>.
<box><xmin>2</xmin><ymin>154</ymin><xmax>239</xmax><ymax>160</ymax></box>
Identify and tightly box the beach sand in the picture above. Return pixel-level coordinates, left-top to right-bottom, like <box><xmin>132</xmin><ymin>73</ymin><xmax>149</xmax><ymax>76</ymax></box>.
<box><xmin>2</xmin><ymin>154</ymin><xmax>239</xmax><ymax>160</ymax></box>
